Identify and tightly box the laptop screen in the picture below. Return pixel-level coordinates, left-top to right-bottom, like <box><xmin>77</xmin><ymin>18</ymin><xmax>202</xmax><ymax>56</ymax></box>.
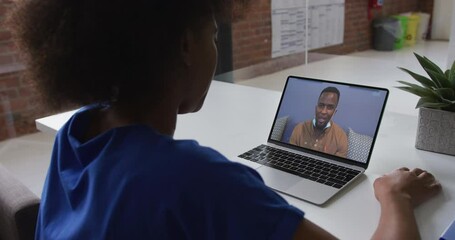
<box><xmin>269</xmin><ymin>76</ymin><xmax>388</xmax><ymax>165</ymax></box>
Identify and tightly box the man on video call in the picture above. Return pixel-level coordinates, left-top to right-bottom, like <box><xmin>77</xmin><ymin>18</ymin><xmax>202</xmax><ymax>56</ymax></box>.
<box><xmin>290</xmin><ymin>87</ymin><xmax>348</xmax><ymax>157</ymax></box>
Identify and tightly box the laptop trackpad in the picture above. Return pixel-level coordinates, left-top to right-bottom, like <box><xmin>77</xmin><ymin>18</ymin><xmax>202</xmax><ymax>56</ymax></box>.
<box><xmin>257</xmin><ymin>166</ymin><xmax>338</xmax><ymax>205</ymax></box>
<box><xmin>256</xmin><ymin>166</ymin><xmax>300</xmax><ymax>190</ymax></box>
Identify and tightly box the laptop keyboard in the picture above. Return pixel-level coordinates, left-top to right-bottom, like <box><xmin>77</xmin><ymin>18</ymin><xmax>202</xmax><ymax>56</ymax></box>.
<box><xmin>238</xmin><ymin>145</ymin><xmax>361</xmax><ymax>189</ymax></box>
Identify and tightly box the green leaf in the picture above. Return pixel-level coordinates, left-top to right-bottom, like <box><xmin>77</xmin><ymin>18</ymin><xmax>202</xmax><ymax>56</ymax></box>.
<box><xmin>441</xmin><ymin>99</ymin><xmax>455</xmax><ymax>105</ymax></box>
<box><xmin>449</xmin><ymin>59</ymin><xmax>455</xmax><ymax>88</ymax></box>
<box><xmin>416</xmin><ymin>97</ymin><xmax>451</xmax><ymax>109</ymax></box>
<box><xmin>425</xmin><ymin>68</ymin><xmax>451</xmax><ymax>88</ymax></box>
<box><xmin>436</xmin><ymin>88</ymin><xmax>455</xmax><ymax>101</ymax></box>
<box><xmin>414</xmin><ymin>52</ymin><xmax>444</xmax><ymax>75</ymax></box>
<box><xmin>442</xmin><ymin>103</ymin><xmax>455</xmax><ymax>112</ymax></box>
<box><xmin>398</xmin><ymin>67</ymin><xmax>436</xmax><ymax>88</ymax></box>
<box><xmin>396</xmin><ymin>83</ymin><xmax>438</xmax><ymax>98</ymax></box>
<box><xmin>396</xmin><ymin>86</ymin><xmax>423</xmax><ymax>97</ymax></box>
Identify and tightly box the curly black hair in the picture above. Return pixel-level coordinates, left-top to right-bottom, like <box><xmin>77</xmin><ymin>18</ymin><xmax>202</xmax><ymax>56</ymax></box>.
<box><xmin>9</xmin><ymin>0</ymin><xmax>249</xmax><ymax>110</ymax></box>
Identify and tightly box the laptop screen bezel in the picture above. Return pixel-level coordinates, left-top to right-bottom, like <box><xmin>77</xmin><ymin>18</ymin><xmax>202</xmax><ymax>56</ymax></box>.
<box><xmin>267</xmin><ymin>75</ymin><xmax>389</xmax><ymax>169</ymax></box>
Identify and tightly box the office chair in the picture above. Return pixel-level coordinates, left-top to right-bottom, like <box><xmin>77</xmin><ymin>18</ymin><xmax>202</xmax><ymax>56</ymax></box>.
<box><xmin>0</xmin><ymin>165</ymin><xmax>40</xmax><ymax>240</ymax></box>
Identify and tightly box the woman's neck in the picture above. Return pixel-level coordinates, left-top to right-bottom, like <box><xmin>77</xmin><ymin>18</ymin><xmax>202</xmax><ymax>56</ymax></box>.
<box><xmin>84</xmin><ymin>104</ymin><xmax>178</xmax><ymax>141</ymax></box>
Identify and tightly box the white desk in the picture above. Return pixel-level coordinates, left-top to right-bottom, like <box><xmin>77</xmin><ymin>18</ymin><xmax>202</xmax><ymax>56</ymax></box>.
<box><xmin>237</xmin><ymin>41</ymin><xmax>450</xmax><ymax>118</ymax></box>
<box><xmin>36</xmin><ymin>80</ymin><xmax>455</xmax><ymax>240</ymax></box>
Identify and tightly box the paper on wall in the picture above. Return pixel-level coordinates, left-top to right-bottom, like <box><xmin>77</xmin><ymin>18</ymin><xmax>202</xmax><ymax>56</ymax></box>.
<box><xmin>271</xmin><ymin>0</ymin><xmax>345</xmax><ymax>58</ymax></box>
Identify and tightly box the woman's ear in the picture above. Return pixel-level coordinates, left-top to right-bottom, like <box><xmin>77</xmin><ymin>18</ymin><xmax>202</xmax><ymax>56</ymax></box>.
<box><xmin>181</xmin><ymin>28</ymin><xmax>195</xmax><ymax>67</ymax></box>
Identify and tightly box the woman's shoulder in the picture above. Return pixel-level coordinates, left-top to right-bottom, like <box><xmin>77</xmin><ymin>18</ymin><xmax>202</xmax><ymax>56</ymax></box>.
<box><xmin>114</xmin><ymin>129</ymin><xmax>256</xmax><ymax>181</ymax></box>
<box><xmin>171</xmin><ymin>140</ymin><xmax>256</xmax><ymax>178</ymax></box>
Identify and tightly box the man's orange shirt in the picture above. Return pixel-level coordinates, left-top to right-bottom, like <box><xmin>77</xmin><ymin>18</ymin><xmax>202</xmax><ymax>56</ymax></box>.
<box><xmin>289</xmin><ymin>120</ymin><xmax>348</xmax><ymax>158</ymax></box>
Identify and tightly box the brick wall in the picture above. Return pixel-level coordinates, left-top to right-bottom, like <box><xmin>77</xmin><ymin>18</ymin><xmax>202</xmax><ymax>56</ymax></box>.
<box><xmin>0</xmin><ymin>71</ymin><xmax>47</xmax><ymax>140</ymax></box>
<box><xmin>232</xmin><ymin>0</ymin><xmax>272</xmax><ymax>70</ymax></box>
<box><xmin>0</xmin><ymin>1</ymin><xmax>18</xmax><ymax>65</ymax></box>
<box><xmin>0</xmin><ymin>0</ymin><xmax>436</xmax><ymax>141</ymax></box>
<box><xmin>232</xmin><ymin>0</ymin><xmax>434</xmax><ymax>70</ymax></box>
<box><xmin>0</xmin><ymin>1</ymin><xmax>48</xmax><ymax>141</ymax></box>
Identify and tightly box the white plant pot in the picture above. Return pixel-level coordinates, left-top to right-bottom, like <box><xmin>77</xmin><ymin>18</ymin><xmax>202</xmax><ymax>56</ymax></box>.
<box><xmin>415</xmin><ymin>107</ymin><xmax>455</xmax><ymax>156</ymax></box>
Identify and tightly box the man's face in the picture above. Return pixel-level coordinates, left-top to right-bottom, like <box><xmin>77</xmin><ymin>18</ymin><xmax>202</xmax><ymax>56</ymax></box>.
<box><xmin>315</xmin><ymin>92</ymin><xmax>338</xmax><ymax>129</ymax></box>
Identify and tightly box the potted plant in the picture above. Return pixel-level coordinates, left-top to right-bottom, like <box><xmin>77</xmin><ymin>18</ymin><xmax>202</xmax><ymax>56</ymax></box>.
<box><xmin>398</xmin><ymin>53</ymin><xmax>455</xmax><ymax>156</ymax></box>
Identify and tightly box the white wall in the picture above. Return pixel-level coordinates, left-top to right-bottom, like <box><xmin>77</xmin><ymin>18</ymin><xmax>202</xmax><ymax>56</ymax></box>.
<box><xmin>432</xmin><ymin>0</ymin><xmax>453</xmax><ymax>40</ymax></box>
<box><xmin>448</xmin><ymin>1</ymin><xmax>455</xmax><ymax>68</ymax></box>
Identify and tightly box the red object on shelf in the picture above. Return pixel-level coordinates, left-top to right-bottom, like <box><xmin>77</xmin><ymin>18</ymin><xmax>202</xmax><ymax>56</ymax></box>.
<box><xmin>368</xmin><ymin>0</ymin><xmax>383</xmax><ymax>20</ymax></box>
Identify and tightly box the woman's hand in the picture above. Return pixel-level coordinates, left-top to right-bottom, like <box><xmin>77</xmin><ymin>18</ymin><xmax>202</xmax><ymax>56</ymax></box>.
<box><xmin>374</xmin><ymin>167</ymin><xmax>442</xmax><ymax>208</ymax></box>
<box><xmin>371</xmin><ymin>168</ymin><xmax>442</xmax><ymax>240</ymax></box>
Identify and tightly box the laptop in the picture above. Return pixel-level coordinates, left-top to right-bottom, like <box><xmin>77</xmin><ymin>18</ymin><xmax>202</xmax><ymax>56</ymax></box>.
<box><xmin>236</xmin><ymin>76</ymin><xmax>389</xmax><ymax>205</ymax></box>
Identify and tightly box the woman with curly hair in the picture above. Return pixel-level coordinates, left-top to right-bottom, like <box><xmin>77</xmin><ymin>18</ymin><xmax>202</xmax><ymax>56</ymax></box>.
<box><xmin>9</xmin><ymin>0</ymin><xmax>441</xmax><ymax>239</ymax></box>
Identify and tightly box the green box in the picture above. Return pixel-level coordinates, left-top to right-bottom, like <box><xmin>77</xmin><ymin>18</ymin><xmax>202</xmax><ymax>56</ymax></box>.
<box><xmin>393</xmin><ymin>15</ymin><xmax>408</xmax><ymax>49</ymax></box>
